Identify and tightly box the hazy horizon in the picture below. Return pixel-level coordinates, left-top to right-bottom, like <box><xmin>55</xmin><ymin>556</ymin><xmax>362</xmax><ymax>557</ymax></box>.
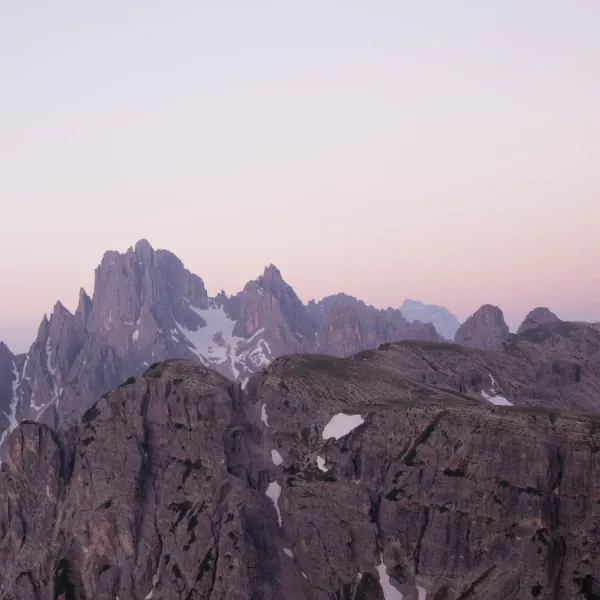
<box><xmin>1</xmin><ymin>236</ymin><xmax>597</xmax><ymax>354</ymax></box>
<box><xmin>1</xmin><ymin>2</ymin><xmax>599</xmax><ymax>352</ymax></box>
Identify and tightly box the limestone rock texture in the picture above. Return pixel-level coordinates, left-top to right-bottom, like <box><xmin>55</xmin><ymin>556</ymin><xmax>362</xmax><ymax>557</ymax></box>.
<box><xmin>1</xmin><ymin>353</ymin><xmax>599</xmax><ymax>599</ymax></box>
<box><xmin>455</xmin><ymin>305</ymin><xmax>510</xmax><ymax>351</ymax></box>
<box><xmin>0</xmin><ymin>241</ymin><xmax>441</xmax><ymax>451</ymax></box>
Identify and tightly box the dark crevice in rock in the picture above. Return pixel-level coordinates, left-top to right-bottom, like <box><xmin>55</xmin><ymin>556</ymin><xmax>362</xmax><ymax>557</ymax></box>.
<box><xmin>549</xmin><ymin>535</ymin><xmax>566</xmax><ymax>600</ymax></box>
<box><xmin>456</xmin><ymin>565</ymin><xmax>496</xmax><ymax>599</ymax></box>
<box><xmin>431</xmin><ymin>586</ymin><xmax>450</xmax><ymax>600</ymax></box>
<box><xmin>53</xmin><ymin>559</ymin><xmax>85</xmax><ymax>600</ymax></box>
<box><xmin>573</xmin><ymin>574</ymin><xmax>600</xmax><ymax>600</ymax></box>
<box><xmin>413</xmin><ymin>506</ymin><xmax>430</xmax><ymax>574</ymax></box>
<box><xmin>403</xmin><ymin>411</ymin><xmax>447</xmax><ymax>466</ymax></box>
<box><xmin>367</xmin><ymin>490</ymin><xmax>381</xmax><ymax>525</ymax></box>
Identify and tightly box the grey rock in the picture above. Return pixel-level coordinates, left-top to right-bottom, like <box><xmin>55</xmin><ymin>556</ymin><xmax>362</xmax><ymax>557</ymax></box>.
<box><xmin>0</xmin><ymin>342</ymin><xmax>17</xmax><ymax>440</ymax></box>
<box><xmin>353</xmin><ymin>329</ymin><xmax>600</xmax><ymax>412</ymax></box>
<box><xmin>400</xmin><ymin>299</ymin><xmax>461</xmax><ymax>340</ymax></box>
<box><xmin>75</xmin><ymin>288</ymin><xmax>93</xmax><ymax>326</ymax></box>
<box><xmin>517</xmin><ymin>307</ymin><xmax>561</xmax><ymax>335</ymax></box>
<box><xmin>311</xmin><ymin>294</ymin><xmax>442</xmax><ymax>356</ymax></box>
<box><xmin>455</xmin><ymin>305</ymin><xmax>510</xmax><ymax>351</ymax></box>
<box><xmin>0</xmin><ymin>355</ymin><xmax>599</xmax><ymax>599</ymax></box>
<box><xmin>1</xmin><ymin>241</ymin><xmax>443</xmax><ymax>448</ymax></box>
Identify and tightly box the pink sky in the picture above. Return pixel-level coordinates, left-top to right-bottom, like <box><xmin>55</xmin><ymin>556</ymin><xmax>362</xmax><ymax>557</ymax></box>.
<box><xmin>1</xmin><ymin>2</ymin><xmax>599</xmax><ymax>352</ymax></box>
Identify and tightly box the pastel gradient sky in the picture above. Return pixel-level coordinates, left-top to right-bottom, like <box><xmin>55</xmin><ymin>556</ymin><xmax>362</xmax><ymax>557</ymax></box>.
<box><xmin>1</xmin><ymin>1</ymin><xmax>599</xmax><ymax>353</ymax></box>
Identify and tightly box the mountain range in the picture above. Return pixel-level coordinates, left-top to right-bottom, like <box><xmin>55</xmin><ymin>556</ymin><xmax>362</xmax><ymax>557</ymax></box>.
<box><xmin>0</xmin><ymin>239</ymin><xmax>442</xmax><ymax>450</ymax></box>
<box><xmin>2</xmin><ymin>240</ymin><xmax>600</xmax><ymax>456</ymax></box>
<box><xmin>1</xmin><ymin>239</ymin><xmax>600</xmax><ymax>598</ymax></box>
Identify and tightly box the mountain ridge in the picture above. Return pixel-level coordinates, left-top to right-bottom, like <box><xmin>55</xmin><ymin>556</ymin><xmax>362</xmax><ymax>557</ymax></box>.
<box><xmin>2</xmin><ymin>240</ymin><xmax>599</xmax><ymax>457</ymax></box>
<box><xmin>0</xmin><ymin>240</ymin><xmax>443</xmax><ymax>450</ymax></box>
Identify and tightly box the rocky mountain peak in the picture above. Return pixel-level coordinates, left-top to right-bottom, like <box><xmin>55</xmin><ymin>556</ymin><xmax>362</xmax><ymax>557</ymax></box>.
<box><xmin>454</xmin><ymin>304</ymin><xmax>510</xmax><ymax>350</ymax></box>
<box><xmin>75</xmin><ymin>287</ymin><xmax>92</xmax><ymax>324</ymax></box>
<box><xmin>0</xmin><ymin>241</ymin><xmax>463</xmax><ymax>447</ymax></box>
<box><xmin>517</xmin><ymin>306</ymin><xmax>561</xmax><ymax>335</ymax></box>
<box><xmin>51</xmin><ymin>300</ymin><xmax>70</xmax><ymax>319</ymax></box>
<box><xmin>131</xmin><ymin>237</ymin><xmax>155</xmax><ymax>267</ymax></box>
<box><xmin>0</xmin><ymin>341</ymin><xmax>12</xmax><ymax>358</ymax></box>
<box><xmin>36</xmin><ymin>314</ymin><xmax>50</xmax><ymax>341</ymax></box>
<box><xmin>258</xmin><ymin>263</ymin><xmax>287</xmax><ymax>293</ymax></box>
<box><xmin>399</xmin><ymin>298</ymin><xmax>461</xmax><ymax>340</ymax></box>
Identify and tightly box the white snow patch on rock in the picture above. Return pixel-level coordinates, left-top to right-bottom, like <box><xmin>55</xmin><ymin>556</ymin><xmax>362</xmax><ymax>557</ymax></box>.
<box><xmin>0</xmin><ymin>361</ymin><xmax>21</xmax><ymax>451</ymax></box>
<box><xmin>376</xmin><ymin>554</ymin><xmax>404</xmax><ymax>600</ymax></box>
<box><xmin>302</xmin><ymin>571</ymin><xmax>308</xmax><ymax>579</ymax></box>
<box><xmin>44</xmin><ymin>337</ymin><xmax>63</xmax><ymax>408</ymax></box>
<box><xmin>144</xmin><ymin>569</ymin><xmax>160</xmax><ymax>599</ymax></box>
<box><xmin>175</xmin><ymin>303</ymin><xmax>272</xmax><ymax>381</ymax></box>
<box><xmin>322</xmin><ymin>413</ymin><xmax>365</xmax><ymax>440</ymax></box>
<box><xmin>132</xmin><ymin>329</ymin><xmax>139</xmax><ymax>342</ymax></box>
<box><xmin>266</xmin><ymin>481</ymin><xmax>282</xmax><ymax>526</ymax></box>
<box><xmin>271</xmin><ymin>449</ymin><xmax>283</xmax><ymax>465</ymax></box>
<box><xmin>316</xmin><ymin>456</ymin><xmax>329</xmax><ymax>472</ymax></box>
<box><xmin>283</xmin><ymin>548</ymin><xmax>293</xmax><ymax>558</ymax></box>
<box><xmin>417</xmin><ymin>584</ymin><xmax>427</xmax><ymax>600</ymax></box>
<box><xmin>261</xmin><ymin>404</ymin><xmax>269</xmax><ymax>426</ymax></box>
<box><xmin>483</xmin><ymin>373</ymin><xmax>512</xmax><ymax>405</ymax></box>
<box><xmin>481</xmin><ymin>390</ymin><xmax>513</xmax><ymax>406</ymax></box>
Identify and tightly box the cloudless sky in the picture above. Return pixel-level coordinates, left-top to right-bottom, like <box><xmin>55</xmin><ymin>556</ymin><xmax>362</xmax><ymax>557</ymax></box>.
<box><xmin>1</xmin><ymin>1</ymin><xmax>599</xmax><ymax>352</ymax></box>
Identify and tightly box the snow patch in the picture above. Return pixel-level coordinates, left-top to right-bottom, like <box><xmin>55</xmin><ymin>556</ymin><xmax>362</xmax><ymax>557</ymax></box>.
<box><xmin>316</xmin><ymin>456</ymin><xmax>329</xmax><ymax>472</ymax></box>
<box><xmin>322</xmin><ymin>413</ymin><xmax>365</xmax><ymax>440</ymax></box>
<box><xmin>45</xmin><ymin>337</ymin><xmax>62</xmax><ymax>408</ymax></box>
<box><xmin>132</xmin><ymin>329</ymin><xmax>139</xmax><ymax>342</ymax></box>
<box><xmin>261</xmin><ymin>404</ymin><xmax>269</xmax><ymax>426</ymax></box>
<box><xmin>417</xmin><ymin>584</ymin><xmax>427</xmax><ymax>600</ymax></box>
<box><xmin>246</xmin><ymin>338</ymin><xmax>272</xmax><ymax>369</ymax></box>
<box><xmin>271</xmin><ymin>449</ymin><xmax>283</xmax><ymax>465</ymax></box>
<box><xmin>266</xmin><ymin>481</ymin><xmax>282</xmax><ymax>526</ymax></box>
<box><xmin>175</xmin><ymin>304</ymin><xmax>272</xmax><ymax>380</ymax></box>
<box><xmin>283</xmin><ymin>548</ymin><xmax>293</xmax><ymax>558</ymax></box>
<box><xmin>46</xmin><ymin>338</ymin><xmax>56</xmax><ymax>381</ymax></box>
<box><xmin>22</xmin><ymin>353</ymin><xmax>31</xmax><ymax>382</ymax></box>
<box><xmin>0</xmin><ymin>361</ymin><xmax>21</xmax><ymax>450</ymax></box>
<box><xmin>302</xmin><ymin>571</ymin><xmax>308</xmax><ymax>579</ymax></box>
<box><xmin>144</xmin><ymin>569</ymin><xmax>160</xmax><ymax>599</ymax></box>
<box><xmin>30</xmin><ymin>393</ymin><xmax>45</xmax><ymax>411</ymax></box>
<box><xmin>483</xmin><ymin>373</ymin><xmax>512</xmax><ymax>405</ymax></box>
<box><xmin>376</xmin><ymin>554</ymin><xmax>404</xmax><ymax>600</ymax></box>
<box><xmin>481</xmin><ymin>390</ymin><xmax>513</xmax><ymax>406</ymax></box>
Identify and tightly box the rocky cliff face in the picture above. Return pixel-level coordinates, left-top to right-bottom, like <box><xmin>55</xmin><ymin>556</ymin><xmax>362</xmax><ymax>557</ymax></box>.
<box><xmin>310</xmin><ymin>294</ymin><xmax>442</xmax><ymax>357</ymax></box>
<box><xmin>399</xmin><ymin>299</ymin><xmax>461</xmax><ymax>340</ymax></box>
<box><xmin>355</xmin><ymin>325</ymin><xmax>600</xmax><ymax>413</ymax></box>
<box><xmin>0</xmin><ymin>240</ymin><xmax>441</xmax><ymax>452</ymax></box>
<box><xmin>0</xmin><ymin>356</ymin><xmax>598</xmax><ymax>599</ymax></box>
<box><xmin>0</xmin><ymin>343</ymin><xmax>18</xmax><ymax>449</ymax></box>
<box><xmin>454</xmin><ymin>305</ymin><xmax>510</xmax><ymax>351</ymax></box>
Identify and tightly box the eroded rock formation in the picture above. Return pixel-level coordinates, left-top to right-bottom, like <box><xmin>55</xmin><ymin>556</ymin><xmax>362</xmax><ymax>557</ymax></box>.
<box><xmin>1</xmin><ymin>354</ymin><xmax>599</xmax><ymax>599</ymax></box>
